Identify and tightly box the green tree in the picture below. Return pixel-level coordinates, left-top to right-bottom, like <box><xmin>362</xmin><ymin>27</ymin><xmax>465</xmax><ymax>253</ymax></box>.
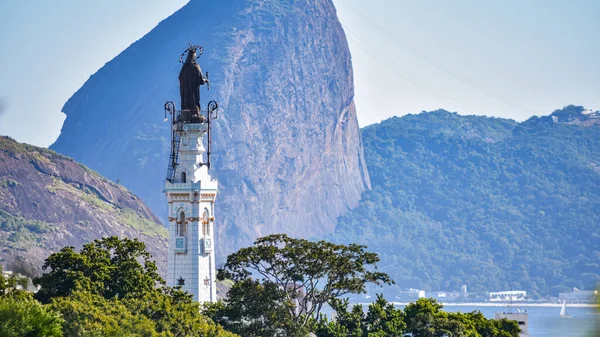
<box><xmin>403</xmin><ymin>298</ymin><xmax>446</xmax><ymax>337</ymax></box>
<box><xmin>205</xmin><ymin>279</ymin><xmax>306</xmax><ymax>337</ymax></box>
<box><xmin>0</xmin><ymin>296</ymin><xmax>64</xmax><ymax>337</ymax></box>
<box><xmin>212</xmin><ymin>234</ymin><xmax>393</xmax><ymax>334</ymax></box>
<box><xmin>363</xmin><ymin>294</ymin><xmax>406</xmax><ymax>336</ymax></box>
<box><xmin>125</xmin><ymin>287</ymin><xmax>237</xmax><ymax>337</ymax></box>
<box><xmin>49</xmin><ymin>285</ymin><xmax>237</xmax><ymax>337</ymax></box>
<box><xmin>50</xmin><ymin>291</ymin><xmax>159</xmax><ymax>337</ymax></box>
<box><xmin>465</xmin><ymin>311</ymin><xmax>520</xmax><ymax>337</ymax></box>
<box><xmin>312</xmin><ymin>294</ymin><xmax>405</xmax><ymax>337</ymax></box>
<box><xmin>34</xmin><ymin>236</ymin><xmax>163</xmax><ymax>303</ymax></box>
<box><xmin>404</xmin><ymin>298</ymin><xmax>519</xmax><ymax>337</ymax></box>
<box><xmin>33</xmin><ymin>237</ymin><xmax>237</xmax><ymax>336</ymax></box>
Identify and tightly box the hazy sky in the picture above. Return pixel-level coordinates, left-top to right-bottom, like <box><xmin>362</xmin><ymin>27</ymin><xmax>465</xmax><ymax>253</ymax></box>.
<box><xmin>0</xmin><ymin>0</ymin><xmax>598</xmax><ymax>147</ymax></box>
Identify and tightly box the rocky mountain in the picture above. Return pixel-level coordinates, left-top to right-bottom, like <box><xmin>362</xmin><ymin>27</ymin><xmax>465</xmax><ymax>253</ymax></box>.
<box><xmin>0</xmin><ymin>136</ymin><xmax>167</xmax><ymax>276</ymax></box>
<box><xmin>331</xmin><ymin>105</ymin><xmax>600</xmax><ymax>297</ymax></box>
<box><xmin>50</xmin><ymin>0</ymin><xmax>369</xmax><ymax>257</ymax></box>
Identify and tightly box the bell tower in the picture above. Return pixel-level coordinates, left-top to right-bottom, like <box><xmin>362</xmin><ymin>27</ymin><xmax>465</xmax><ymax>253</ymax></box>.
<box><xmin>164</xmin><ymin>44</ymin><xmax>219</xmax><ymax>303</ymax></box>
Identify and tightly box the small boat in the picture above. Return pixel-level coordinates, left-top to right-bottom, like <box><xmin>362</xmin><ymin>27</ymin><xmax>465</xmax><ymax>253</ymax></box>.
<box><xmin>560</xmin><ymin>300</ymin><xmax>572</xmax><ymax>318</ymax></box>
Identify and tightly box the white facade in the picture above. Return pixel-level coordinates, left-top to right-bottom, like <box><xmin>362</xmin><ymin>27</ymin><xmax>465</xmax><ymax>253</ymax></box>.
<box><xmin>489</xmin><ymin>290</ymin><xmax>526</xmax><ymax>302</ymax></box>
<box><xmin>559</xmin><ymin>289</ymin><xmax>599</xmax><ymax>303</ymax></box>
<box><xmin>165</xmin><ymin>123</ymin><xmax>218</xmax><ymax>303</ymax></box>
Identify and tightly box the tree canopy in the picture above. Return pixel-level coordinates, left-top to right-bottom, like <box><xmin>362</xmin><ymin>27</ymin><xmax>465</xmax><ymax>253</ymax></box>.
<box><xmin>0</xmin><ymin>295</ymin><xmax>64</xmax><ymax>337</ymax></box>
<box><xmin>210</xmin><ymin>234</ymin><xmax>393</xmax><ymax>335</ymax></box>
<box><xmin>34</xmin><ymin>236</ymin><xmax>163</xmax><ymax>303</ymax></box>
<box><xmin>29</xmin><ymin>236</ymin><xmax>237</xmax><ymax>337</ymax></box>
<box><xmin>403</xmin><ymin>298</ymin><xmax>519</xmax><ymax>337</ymax></box>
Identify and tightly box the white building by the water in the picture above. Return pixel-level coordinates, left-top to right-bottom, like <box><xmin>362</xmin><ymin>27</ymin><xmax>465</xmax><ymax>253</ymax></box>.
<box><xmin>559</xmin><ymin>288</ymin><xmax>599</xmax><ymax>303</ymax></box>
<box><xmin>489</xmin><ymin>290</ymin><xmax>527</xmax><ymax>302</ymax></box>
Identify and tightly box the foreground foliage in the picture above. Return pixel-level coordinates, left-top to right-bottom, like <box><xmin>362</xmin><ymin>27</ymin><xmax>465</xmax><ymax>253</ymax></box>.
<box><xmin>313</xmin><ymin>297</ymin><xmax>519</xmax><ymax>337</ymax></box>
<box><xmin>206</xmin><ymin>234</ymin><xmax>519</xmax><ymax>336</ymax></box>
<box><xmin>208</xmin><ymin>234</ymin><xmax>392</xmax><ymax>336</ymax></box>
<box><xmin>0</xmin><ymin>265</ymin><xmax>64</xmax><ymax>337</ymax></box>
<box><xmin>34</xmin><ymin>236</ymin><xmax>163</xmax><ymax>303</ymax></box>
<box><xmin>332</xmin><ymin>106</ymin><xmax>600</xmax><ymax>296</ymax></box>
<box><xmin>312</xmin><ymin>294</ymin><xmax>406</xmax><ymax>336</ymax></box>
<box><xmin>0</xmin><ymin>295</ymin><xmax>64</xmax><ymax>337</ymax></box>
<box><xmin>206</xmin><ymin>279</ymin><xmax>309</xmax><ymax>337</ymax></box>
<box><xmin>29</xmin><ymin>237</ymin><xmax>236</xmax><ymax>337</ymax></box>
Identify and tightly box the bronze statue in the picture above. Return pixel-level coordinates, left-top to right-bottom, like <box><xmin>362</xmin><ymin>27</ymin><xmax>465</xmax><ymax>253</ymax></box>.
<box><xmin>179</xmin><ymin>46</ymin><xmax>208</xmax><ymax>114</ymax></box>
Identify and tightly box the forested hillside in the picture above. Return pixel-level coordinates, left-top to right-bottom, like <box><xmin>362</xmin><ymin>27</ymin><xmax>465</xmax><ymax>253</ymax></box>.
<box><xmin>331</xmin><ymin>105</ymin><xmax>600</xmax><ymax>297</ymax></box>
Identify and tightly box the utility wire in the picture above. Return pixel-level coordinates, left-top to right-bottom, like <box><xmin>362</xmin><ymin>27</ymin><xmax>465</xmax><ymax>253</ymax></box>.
<box><xmin>338</xmin><ymin>0</ymin><xmax>537</xmax><ymax>115</ymax></box>
<box><xmin>343</xmin><ymin>24</ymin><xmax>477</xmax><ymax>114</ymax></box>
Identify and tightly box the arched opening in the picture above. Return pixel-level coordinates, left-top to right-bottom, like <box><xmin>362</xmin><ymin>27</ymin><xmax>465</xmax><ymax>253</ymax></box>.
<box><xmin>177</xmin><ymin>211</ymin><xmax>187</xmax><ymax>236</ymax></box>
<box><xmin>181</xmin><ymin>171</ymin><xmax>187</xmax><ymax>183</ymax></box>
<box><xmin>203</xmin><ymin>209</ymin><xmax>210</xmax><ymax>236</ymax></box>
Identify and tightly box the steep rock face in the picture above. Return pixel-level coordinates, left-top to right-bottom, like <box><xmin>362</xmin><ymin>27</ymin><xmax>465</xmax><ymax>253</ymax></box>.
<box><xmin>0</xmin><ymin>136</ymin><xmax>167</xmax><ymax>276</ymax></box>
<box><xmin>51</xmin><ymin>0</ymin><xmax>370</xmax><ymax>257</ymax></box>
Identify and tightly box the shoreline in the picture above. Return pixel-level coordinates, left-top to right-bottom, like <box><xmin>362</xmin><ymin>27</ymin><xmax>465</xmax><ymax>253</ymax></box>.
<box><xmin>388</xmin><ymin>302</ymin><xmax>599</xmax><ymax>308</ymax></box>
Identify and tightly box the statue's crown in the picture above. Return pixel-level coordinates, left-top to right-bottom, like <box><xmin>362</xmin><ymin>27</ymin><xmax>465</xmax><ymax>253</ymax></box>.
<box><xmin>179</xmin><ymin>43</ymin><xmax>204</xmax><ymax>63</ymax></box>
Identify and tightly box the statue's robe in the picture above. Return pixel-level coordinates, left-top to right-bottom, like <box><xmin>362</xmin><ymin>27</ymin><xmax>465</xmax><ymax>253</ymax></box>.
<box><xmin>179</xmin><ymin>52</ymin><xmax>206</xmax><ymax>113</ymax></box>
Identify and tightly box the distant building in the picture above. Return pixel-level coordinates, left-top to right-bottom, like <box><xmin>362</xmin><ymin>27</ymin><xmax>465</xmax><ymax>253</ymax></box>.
<box><xmin>1</xmin><ymin>270</ymin><xmax>39</xmax><ymax>292</ymax></box>
<box><xmin>395</xmin><ymin>288</ymin><xmax>426</xmax><ymax>302</ymax></box>
<box><xmin>428</xmin><ymin>291</ymin><xmax>462</xmax><ymax>300</ymax></box>
<box><xmin>559</xmin><ymin>288</ymin><xmax>598</xmax><ymax>303</ymax></box>
<box><xmin>489</xmin><ymin>290</ymin><xmax>526</xmax><ymax>302</ymax></box>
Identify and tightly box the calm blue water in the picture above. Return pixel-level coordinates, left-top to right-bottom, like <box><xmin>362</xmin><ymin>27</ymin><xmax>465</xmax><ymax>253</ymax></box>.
<box><xmin>410</xmin><ymin>305</ymin><xmax>599</xmax><ymax>337</ymax></box>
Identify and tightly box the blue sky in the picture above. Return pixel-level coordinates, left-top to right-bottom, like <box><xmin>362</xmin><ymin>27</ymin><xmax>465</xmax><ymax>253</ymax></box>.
<box><xmin>0</xmin><ymin>0</ymin><xmax>598</xmax><ymax>147</ymax></box>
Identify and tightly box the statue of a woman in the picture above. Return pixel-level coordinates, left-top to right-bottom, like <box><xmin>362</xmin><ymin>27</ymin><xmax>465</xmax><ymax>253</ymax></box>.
<box><xmin>179</xmin><ymin>46</ymin><xmax>208</xmax><ymax>114</ymax></box>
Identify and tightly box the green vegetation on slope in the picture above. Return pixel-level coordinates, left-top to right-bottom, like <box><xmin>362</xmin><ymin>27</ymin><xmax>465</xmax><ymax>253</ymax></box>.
<box><xmin>331</xmin><ymin>106</ymin><xmax>600</xmax><ymax>297</ymax></box>
<box><xmin>0</xmin><ymin>210</ymin><xmax>53</xmax><ymax>251</ymax></box>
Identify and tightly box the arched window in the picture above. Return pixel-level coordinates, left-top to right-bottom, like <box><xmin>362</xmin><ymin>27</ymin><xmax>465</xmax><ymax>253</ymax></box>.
<box><xmin>203</xmin><ymin>209</ymin><xmax>210</xmax><ymax>236</ymax></box>
<box><xmin>181</xmin><ymin>171</ymin><xmax>187</xmax><ymax>183</ymax></box>
<box><xmin>177</xmin><ymin>211</ymin><xmax>187</xmax><ymax>236</ymax></box>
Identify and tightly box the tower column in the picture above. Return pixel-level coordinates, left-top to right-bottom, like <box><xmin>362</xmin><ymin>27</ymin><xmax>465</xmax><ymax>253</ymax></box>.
<box><xmin>164</xmin><ymin>44</ymin><xmax>218</xmax><ymax>303</ymax></box>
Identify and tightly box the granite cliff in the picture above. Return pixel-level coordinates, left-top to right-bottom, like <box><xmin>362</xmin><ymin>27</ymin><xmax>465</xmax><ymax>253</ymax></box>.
<box><xmin>0</xmin><ymin>136</ymin><xmax>167</xmax><ymax>276</ymax></box>
<box><xmin>50</xmin><ymin>0</ymin><xmax>370</xmax><ymax>257</ymax></box>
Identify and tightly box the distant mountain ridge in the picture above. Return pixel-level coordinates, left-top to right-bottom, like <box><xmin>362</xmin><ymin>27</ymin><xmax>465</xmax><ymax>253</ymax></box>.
<box><xmin>331</xmin><ymin>105</ymin><xmax>600</xmax><ymax>297</ymax></box>
<box><xmin>50</xmin><ymin>0</ymin><xmax>369</xmax><ymax>258</ymax></box>
<box><xmin>0</xmin><ymin>136</ymin><xmax>167</xmax><ymax>276</ymax></box>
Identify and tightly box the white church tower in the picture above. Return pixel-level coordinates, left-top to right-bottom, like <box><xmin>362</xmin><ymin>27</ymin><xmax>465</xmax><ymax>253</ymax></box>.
<box><xmin>164</xmin><ymin>44</ymin><xmax>219</xmax><ymax>303</ymax></box>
